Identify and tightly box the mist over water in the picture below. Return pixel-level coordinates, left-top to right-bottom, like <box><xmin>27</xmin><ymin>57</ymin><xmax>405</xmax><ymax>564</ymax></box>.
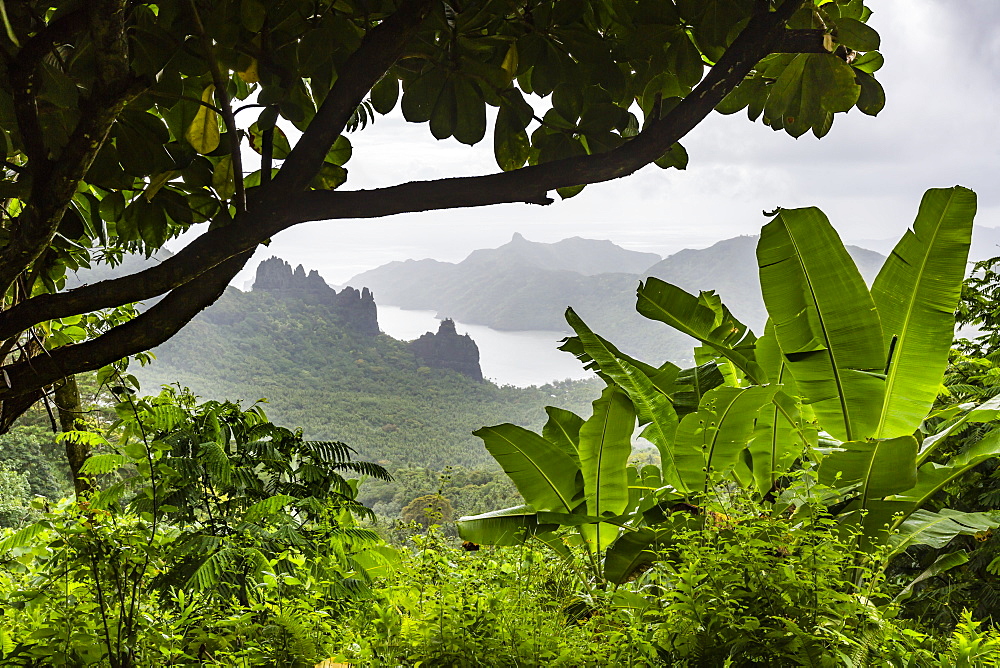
<box><xmin>377</xmin><ymin>305</ymin><xmax>592</xmax><ymax>387</ymax></box>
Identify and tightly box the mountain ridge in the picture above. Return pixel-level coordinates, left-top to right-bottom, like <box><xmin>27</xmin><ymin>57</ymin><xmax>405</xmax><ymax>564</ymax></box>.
<box><xmin>132</xmin><ymin>257</ymin><xmax>600</xmax><ymax>471</ymax></box>
<box><xmin>348</xmin><ymin>232</ymin><xmax>886</xmax><ymax>363</ymax></box>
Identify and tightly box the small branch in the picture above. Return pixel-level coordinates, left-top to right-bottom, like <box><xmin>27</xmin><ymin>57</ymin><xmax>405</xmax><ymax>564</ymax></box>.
<box><xmin>273</xmin><ymin>0</ymin><xmax>434</xmax><ymax>191</ymax></box>
<box><xmin>289</xmin><ymin>0</ymin><xmax>810</xmax><ymax>222</ymax></box>
<box><xmin>0</xmin><ymin>251</ymin><xmax>251</xmax><ymax>402</ymax></box>
<box><xmin>775</xmin><ymin>28</ymin><xmax>831</xmax><ymax>53</ymax></box>
<box><xmin>0</xmin><ymin>386</ymin><xmax>41</xmax><ymax>433</ymax></box>
<box><xmin>7</xmin><ymin>8</ymin><xmax>88</xmax><ymax>163</ymax></box>
<box><xmin>189</xmin><ymin>0</ymin><xmax>246</xmax><ymax>213</ymax></box>
<box><xmin>0</xmin><ymin>1</ymin><xmax>143</xmax><ymax>297</ymax></box>
<box><xmin>147</xmin><ymin>89</ymin><xmax>225</xmax><ymax>115</ymax></box>
<box><xmin>0</xmin><ymin>77</ymin><xmax>147</xmax><ymax>298</ymax></box>
<box><xmin>234</xmin><ymin>102</ymin><xmax>268</xmax><ymax>115</ymax></box>
<box><xmin>261</xmin><ymin>126</ymin><xmax>274</xmax><ymax>184</ymax></box>
<box><xmin>3</xmin><ymin>159</ymin><xmax>25</xmax><ymax>174</ymax></box>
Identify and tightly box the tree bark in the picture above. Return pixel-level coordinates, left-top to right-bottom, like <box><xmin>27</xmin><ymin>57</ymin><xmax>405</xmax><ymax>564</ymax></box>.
<box><xmin>54</xmin><ymin>375</ymin><xmax>92</xmax><ymax>496</ymax></box>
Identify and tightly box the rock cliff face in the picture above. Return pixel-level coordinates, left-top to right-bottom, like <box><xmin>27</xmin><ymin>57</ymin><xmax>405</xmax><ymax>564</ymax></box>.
<box><xmin>409</xmin><ymin>319</ymin><xmax>483</xmax><ymax>381</ymax></box>
<box><xmin>252</xmin><ymin>257</ymin><xmax>379</xmax><ymax>335</ymax></box>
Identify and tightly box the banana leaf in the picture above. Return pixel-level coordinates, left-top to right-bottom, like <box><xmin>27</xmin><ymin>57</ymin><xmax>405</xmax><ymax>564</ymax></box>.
<box><xmin>579</xmin><ymin>386</ymin><xmax>636</xmax><ymax>522</ymax></box>
<box><xmin>894</xmin><ymin>551</ymin><xmax>969</xmax><ymax>602</ymax></box>
<box><xmin>889</xmin><ymin>509</ymin><xmax>1000</xmax><ymax>557</ymax></box>
<box><xmin>673</xmin><ymin>385</ymin><xmax>778</xmax><ymax>493</ymax></box>
<box><xmin>871</xmin><ymin>186</ymin><xmax>976</xmax><ymax>438</ymax></box>
<box><xmin>635</xmin><ymin>278</ymin><xmax>762</xmax><ymax>382</ymax></box>
<box><xmin>749</xmin><ymin>327</ymin><xmax>816</xmax><ymax>494</ymax></box>
<box><xmin>749</xmin><ymin>390</ymin><xmax>813</xmax><ymax>495</ymax></box>
<box><xmin>918</xmin><ymin>394</ymin><xmax>1000</xmax><ymax>465</ymax></box>
<box><xmin>473</xmin><ymin>424</ymin><xmax>581</xmax><ymax>512</ymax></box>
<box><xmin>817</xmin><ymin>435</ymin><xmax>918</xmax><ymax>502</ymax></box>
<box><xmin>456</xmin><ymin>505</ymin><xmax>558</xmax><ymax>546</ymax></box>
<box><xmin>603</xmin><ymin>527</ymin><xmax>671</xmax><ymax>585</ymax></box>
<box><xmin>757</xmin><ymin>207</ymin><xmax>885</xmax><ymax>442</ymax></box>
<box><xmin>627</xmin><ymin>464</ymin><xmax>663</xmax><ymax>514</ymax></box>
<box><xmin>565</xmin><ymin>308</ymin><xmax>684</xmax><ymax>491</ymax></box>
<box><xmin>672</xmin><ymin>362</ymin><xmax>725</xmax><ymax>417</ymax></box>
<box><xmin>558</xmin><ymin>327</ymin><xmax>679</xmax><ymax>393</ymax></box>
<box><xmin>837</xmin><ymin>499</ymin><xmax>915</xmax><ymax>551</ymax></box>
<box><xmin>891</xmin><ymin>427</ymin><xmax>1000</xmax><ymax>516</ymax></box>
<box><xmin>542</xmin><ymin>406</ymin><xmax>584</xmax><ymax>465</ymax></box>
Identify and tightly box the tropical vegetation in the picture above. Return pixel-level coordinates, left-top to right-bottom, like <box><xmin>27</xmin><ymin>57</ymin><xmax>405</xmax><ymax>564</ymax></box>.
<box><xmin>455</xmin><ymin>185</ymin><xmax>1000</xmax><ymax>661</ymax></box>
<box><xmin>2</xmin><ymin>0</ymin><xmax>997</xmax><ymax>663</ymax></box>
<box><xmin>2</xmin><ymin>187</ymin><xmax>1000</xmax><ymax>665</ymax></box>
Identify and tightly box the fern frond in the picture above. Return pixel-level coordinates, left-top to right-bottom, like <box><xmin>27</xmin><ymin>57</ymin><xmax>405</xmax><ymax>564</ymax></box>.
<box><xmin>333</xmin><ymin>460</ymin><xmax>392</xmax><ymax>481</ymax></box>
<box><xmin>79</xmin><ymin>453</ymin><xmax>130</xmax><ymax>475</ymax></box>
<box><xmin>346</xmin><ymin>100</ymin><xmax>376</xmax><ymax>132</ymax></box>
<box><xmin>243</xmin><ymin>495</ymin><xmax>295</xmax><ymax>524</ymax></box>
<box><xmin>197</xmin><ymin>440</ymin><xmax>233</xmax><ymax>485</ymax></box>
<box><xmin>0</xmin><ymin>522</ymin><xmax>48</xmax><ymax>554</ymax></box>
<box><xmin>185</xmin><ymin>547</ymin><xmax>237</xmax><ymax>591</ymax></box>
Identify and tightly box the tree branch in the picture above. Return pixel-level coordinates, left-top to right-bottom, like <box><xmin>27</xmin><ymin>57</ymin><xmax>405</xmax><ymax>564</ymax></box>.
<box><xmin>0</xmin><ymin>0</ymin><xmax>143</xmax><ymax>297</ymax></box>
<box><xmin>288</xmin><ymin>0</ymin><xmax>809</xmax><ymax>222</ymax></box>
<box><xmin>0</xmin><ymin>0</ymin><xmax>808</xmax><ymax>341</ymax></box>
<box><xmin>272</xmin><ymin>0</ymin><xmax>434</xmax><ymax>191</ymax></box>
<box><xmin>0</xmin><ymin>78</ymin><xmax>147</xmax><ymax>297</ymax></box>
<box><xmin>775</xmin><ymin>29</ymin><xmax>831</xmax><ymax>54</ymax></box>
<box><xmin>0</xmin><ymin>207</ymin><xmax>285</xmax><ymax>341</ymax></box>
<box><xmin>189</xmin><ymin>0</ymin><xmax>246</xmax><ymax>212</ymax></box>
<box><xmin>7</xmin><ymin>8</ymin><xmax>89</xmax><ymax>164</ymax></box>
<box><xmin>0</xmin><ymin>251</ymin><xmax>251</xmax><ymax>402</ymax></box>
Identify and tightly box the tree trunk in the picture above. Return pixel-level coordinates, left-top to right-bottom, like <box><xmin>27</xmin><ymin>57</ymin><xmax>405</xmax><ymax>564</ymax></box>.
<box><xmin>54</xmin><ymin>375</ymin><xmax>92</xmax><ymax>496</ymax></box>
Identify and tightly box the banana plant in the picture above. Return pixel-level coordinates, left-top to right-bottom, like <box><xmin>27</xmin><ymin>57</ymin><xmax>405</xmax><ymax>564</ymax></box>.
<box><xmin>464</xmin><ymin>186</ymin><xmax>998</xmax><ymax>583</ymax></box>
<box><xmin>457</xmin><ymin>384</ymin><xmax>651</xmax><ymax>579</ymax></box>
<box><xmin>647</xmin><ymin>186</ymin><xmax>995</xmax><ymax>553</ymax></box>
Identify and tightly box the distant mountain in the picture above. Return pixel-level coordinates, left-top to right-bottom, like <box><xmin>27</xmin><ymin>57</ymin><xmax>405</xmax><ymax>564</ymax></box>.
<box><xmin>347</xmin><ymin>233</ymin><xmax>885</xmax><ymax>364</ymax></box>
<box><xmin>252</xmin><ymin>256</ymin><xmax>380</xmax><ymax>336</ymax></box>
<box><xmin>132</xmin><ymin>257</ymin><xmax>600</xmax><ymax>471</ymax></box>
<box><xmin>644</xmin><ymin>235</ymin><xmax>885</xmax><ymax>330</ymax></box>
<box><xmin>347</xmin><ymin>233</ymin><xmax>660</xmax><ymax>326</ymax></box>
<box><xmin>466</xmin><ymin>232</ymin><xmax>661</xmax><ymax>275</ymax></box>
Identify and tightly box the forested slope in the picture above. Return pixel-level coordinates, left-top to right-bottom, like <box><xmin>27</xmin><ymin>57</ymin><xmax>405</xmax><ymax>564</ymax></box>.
<box><xmin>132</xmin><ymin>275</ymin><xmax>601</xmax><ymax>472</ymax></box>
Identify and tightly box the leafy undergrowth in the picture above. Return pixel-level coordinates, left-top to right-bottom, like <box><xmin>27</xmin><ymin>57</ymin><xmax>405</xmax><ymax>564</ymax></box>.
<box><xmin>2</xmin><ymin>383</ymin><xmax>1000</xmax><ymax>666</ymax></box>
<box><xmin>4</xmin><ymin>508</ymin><xmax>1000</xmax><ymax>667</ymax></box>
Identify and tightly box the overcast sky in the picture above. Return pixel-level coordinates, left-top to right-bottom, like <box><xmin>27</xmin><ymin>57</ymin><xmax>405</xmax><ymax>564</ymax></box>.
<box><xmin>223</xmin><ymin>1</ymin><xmax>1000</xmax><ymax>288</ymax></box>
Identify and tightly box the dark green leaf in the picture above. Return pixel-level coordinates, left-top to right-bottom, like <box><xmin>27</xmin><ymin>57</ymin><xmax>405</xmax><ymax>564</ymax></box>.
<box><xmin>370</xmin><ymin>76</ymin><xmax>399</xmax><ymax>115</ymax></box>
<box><xmin>835</xmin><ymin>17</ymin><xmax>881</xmax><ymax>52</ymax></box>
<box><xmin>654</xmin><ymin>143</ymin><xmax>688</xmax><ymax>170</ymax></box>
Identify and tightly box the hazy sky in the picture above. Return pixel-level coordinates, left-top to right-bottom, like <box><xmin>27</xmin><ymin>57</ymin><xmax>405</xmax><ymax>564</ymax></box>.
<box><xmin>223</xmin><ymin>1</ymin><xmax>1000</xmax><ymax>288</ymax></box>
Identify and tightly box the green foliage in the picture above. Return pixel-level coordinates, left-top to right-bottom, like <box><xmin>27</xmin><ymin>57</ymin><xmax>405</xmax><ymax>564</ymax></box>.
<box><xmin>325</xmin><ymin>511</ymin><xmax>994</xmax><ymax>666</ymax></box>
<box><xmin>0</xmin><ymin>466</ymin><xmax>33</xmax><ymax>529</ymax></box>
<box><xmin>0</xmin><ymin>387</ymin><xmax>392</xmax><ymax>666</ymax></box>
<box><xmin>883</xmin><ymin>249</ymin><xmax>1000</xmax><ymax>630</ymax></box>
<box><xmin>132</xmin><ymin>285</ymin><xmax>602</xmax><ymax>477</ymax></box>
<box><xmin>462</xmin><ymin>187</ymin><xmax>993</xmax><ymax>594</ymax></box>
<box><xmin>0</xmin><ymin>0</ymin><xmax>883</xmax><ymax>326</ymax></box>
<box><xmin>0</xmin><ymin>425</ymin><xmax>71</xmax><ymax>500</ymax></box>
<box><xmin>333</xmin><ymin>530</ymin><xmax>664</xmax><ymax>666</ymax></box>
<box><xmin>401</xmin><ymin>494</ymin><xmax>454</xmax><ymax>530</ymax></box>
<box><xmin>641</xmin><ymin>507</ymin><xmax>910</xmax><ymax>665</ymax></box>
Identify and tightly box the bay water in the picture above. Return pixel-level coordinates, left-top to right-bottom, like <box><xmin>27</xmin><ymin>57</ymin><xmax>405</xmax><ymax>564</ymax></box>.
<box><xmin>377</xmin><ymin>305</ymin><xmax>592</xmax><ymax>387</ymax></box>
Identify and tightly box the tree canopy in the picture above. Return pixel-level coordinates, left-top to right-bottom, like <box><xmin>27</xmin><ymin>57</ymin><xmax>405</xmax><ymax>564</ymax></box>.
<box><xmin>0</xmin><ymin>0</ymin><xmax>883</xmax><ymax>430</ymax></box>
